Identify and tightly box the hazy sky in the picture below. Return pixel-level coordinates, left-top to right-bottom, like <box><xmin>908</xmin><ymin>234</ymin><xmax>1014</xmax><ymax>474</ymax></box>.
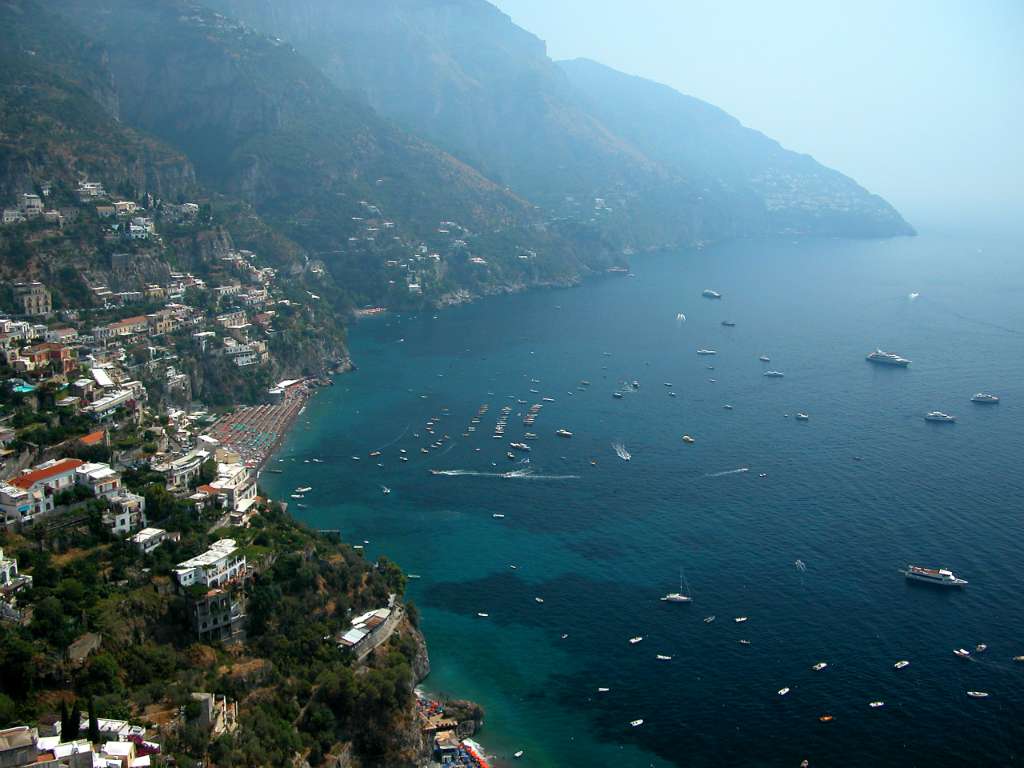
<box><xmin>491</xmin><ymin>0</ymin><xmax>1024</xmax><ymax>229</ymax></box>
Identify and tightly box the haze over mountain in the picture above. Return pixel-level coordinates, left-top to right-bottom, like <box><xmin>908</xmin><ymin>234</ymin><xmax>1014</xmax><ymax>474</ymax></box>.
<box><xmin>204</xmin><ymin>0</ymin><xmax>914</xmax><ymax>244</ymax></box>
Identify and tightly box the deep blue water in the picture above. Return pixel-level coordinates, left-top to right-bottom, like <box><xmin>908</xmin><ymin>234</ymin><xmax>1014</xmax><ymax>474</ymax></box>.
<box><xmin>264</xmin><ymin>232</ymin><xmax>1024</xmax><ymax>767</ymax></box>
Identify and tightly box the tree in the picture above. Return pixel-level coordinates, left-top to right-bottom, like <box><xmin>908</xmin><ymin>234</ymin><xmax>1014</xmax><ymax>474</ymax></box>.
<box><xmin>67</xmin><ymin>701</ymin><xmax>81</xmax><ymax>741</ymax></box>
<box><xmin>88</xmin><ymin>697</ymin><xmax>99</xmax><ymax>743</ymax></box>
<box><xmin>60</xmin><ymin>700</ymin><xmax>71</xmax><ymax>738</ymax></box>
<box><xmin>0</xmin><ymin>693</ymin><xmax>16</xmax><ymax>728</ymax></box>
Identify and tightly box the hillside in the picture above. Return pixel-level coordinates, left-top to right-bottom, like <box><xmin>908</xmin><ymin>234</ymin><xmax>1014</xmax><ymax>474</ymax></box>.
<box><xmin>204</xmin><ymin>0</ymin><xmax>914</xmax><ymax>244</ymax></box>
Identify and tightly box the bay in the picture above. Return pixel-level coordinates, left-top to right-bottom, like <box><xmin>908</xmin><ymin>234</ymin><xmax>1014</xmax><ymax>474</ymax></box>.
<box><xmin>264</xmin><ymin>231</ymin><xmax>1024</xmax><ymax>767</ymax></box>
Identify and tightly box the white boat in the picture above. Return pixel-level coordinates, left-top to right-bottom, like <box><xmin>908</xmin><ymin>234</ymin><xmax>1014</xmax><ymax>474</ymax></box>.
<box><xmin>778</xmin><ymin>687</ymin><xmax>790</xmax><ymax>696</ymax></box>
<box><xmin>795</xmin><ymin>413</ymin><xmax>810</xmax><ymax>421</ymax></box>
<box><xmin>556</xmin><ymin>428</ymin><xmax>573</xmax><ymax>438</ymax></box>
<box><xmin>812</xmin><ymin>662</ymin><xmax>828</xmax><ymax>671</ymax></box>
<box><xmin>763</xmin><ymin>371</ymin><xmax>785</xmax><ymax>378</ymax></box>
<box><xmin>735</xmin><ymin>616</ymin><xmax>748</xmax><ymax>623</ymax></box>
<box><xmin>597</xmin><ymin>687</ymin><xmax>610</xmax><ymax>693</ymax></box>
<box><xmin>703</xmin><ymin>615</ymin><xmax>716</xmax><ymax>624</ymax></box>
<box><xmin>954</xmin><ymin>648</ymin><xmax>971</xmax><ymax>658</ymax></box>
<box><xmin>966</xmin><ymin>691</ymin><xmax>990</xmax><ymax>698</ymax></box>
<box><xmin>866</xmin><ymin>349</ymin><xmax>911</xmax><ymax>367</ymax></box>
<box><xmin>903</xmin><ymin>565</ymin><xmax>968</xmax><ymax>587</ymax></box>
<box><xmin>893</xmin><ymin>660</ymin><xmax>910</xmax><ymax>669</ymax></box>
<box><xmin>561</xmin><ymin>633</ymin><xmax>568</xmax><ymax>639</ymax></box>
<box><xmin>290</xmin><ymin>494</ymin><xmax>305</xmax><ymax>499</ymax></box>
<box><xmin>971</xmin><ymin>393</ymin><xmax>1000</xmax><ymax>404</ymax></box>
<box><xmin>477</xmin><ymin>612</ymin><xmax>489</xmax><ymax>618</ymax></box>
<box><xmin>492</xmin><ymin>513</ymin><xmax>505</xmax><ymax>519</ymax></box>
<box><xmin>924</xmin><ymin>411</ymin><xmax>956</xmax><ymax>423</ymax></box>
<box><xmin>296</xmin><ymin>486</ymin><xmax>313</xmax><ymax>493</ymax></box>
<box><xmin>975</xmin><ymin>643</ymin><xmax>987</xmax><ymax>653</ymax></box>
<box><xmin>1013</xmin><ymin>656</ymin><xmax>1024</xmax><ymax>662</ymax></box>
<box><xmin>630</xmin><ymin>719</ymin><xmax>644</xmax><ymax>727</ymax></box>
<box><xmin>629</xmin><ymin>636</ymin><xmax>643</xmax><ymax>644</ymax></box>
<box><xmin>702</xmin><ymin>289</ymin><xmax>722</xmax><ymax>299</ymax></box>
<box><xmin>661</xmin><ymin>570</ymin><xmax>693</xmax><ymax>603</ymax></box>
<box><xmin>656</xmin><ymin>654</ymin><xmax>673</xmax><ymax>661</ymax></box>
<box><xmin>381</xmin><ymin>486</ymin><xmax>391</xmax><ymax>495</ymax></box>
<box><xmin>534</xmin><ymin>597</ymin><xmax>544</xmax><ymax>604</ymax></box>
<box><xmin>869</xmin><ymin>701</ymin><xmax>885</xmax><ymax>708</ymax></box>
<box><xmin>759</xmin><ymin>355</ymin><xmax>771</xmax><ymax>362</ymax></box>
<box><xmin>514</xmin><ymin>751</ymin><xmax>524</xmax><ymax>759</ymax></box>
<box><xmin>696</xmin><ymin>348</ymin><xmax>718</xmax><ymax>356</ymax></box>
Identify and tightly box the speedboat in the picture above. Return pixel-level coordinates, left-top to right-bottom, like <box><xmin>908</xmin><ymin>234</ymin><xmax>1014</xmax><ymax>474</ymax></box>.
<box><xmin>514</xmin><ymin>751</ymin><xmax>524</xmax><ymax>759</ymax></box>
<box><xmin>924</xmin><ymin>411</ymin><xmax>956</xmax><ymax>422</ymax></box>
<box><xmin>893</xmin><ymin>660</ymin><xmax>910</xmax><ymax>669</ymax></box>
<box><xmin>759</xmin><ymin>355</ymin><xmax>771</xmax><ymax>362</ymax></box>
<box><xmin>629</xmin><ymin>636</ymin><xmax>643</xmax><ymax>644</ymax></box>
<box><xmin>534</xmin><ymin>597</ymin><xmax>544</xmax><ymax>603</ymax></box>
<box><xmin>954</xmin><ymin>648</ymin><xmax>971</xmax><ymax>659</ymax></box>
<box><xmin>735</xmin><ymin>616</ymin><xmax>748</xmax><ymax>623</ymax></box>
<box><xmin>556</xmin><ymin>428</ymin><xmax>573</xmax><ymax>438</ymax></box>
<box><xmin>869</xmin><ymin>701</ymin><xmax>885</xmax><ymax>708</ymax></box>
<box><xmin>630</xmin><ymin>719</ymin><xmax>644</xmax><ymax>727</ymax></box>
<box><xmin>696</xmin><ymin>348</ymin><xmax>718</xmax><ymax>356</ymax></box>
<box><xmin>477</xmin><ymin>612</ymin><xmax>489</xmax><ymax>618</ymax></box>
<box><xmin>966</xmin><ymin>691</ymin><xmax>990</xmax><ymax>698</ymax></box>
<box><xmin>971</xmin><ymin>393</ymin><xmax>1000</xmax><ymax>403</ymax></box>
<box><xmin>492</xmin><ymin>513</ymin><xmax>505</xmax><ymax>519</ymax></box>
<box><xmin>778</xmin><ymin>688</ymin><xmax>790</xmax><ymax>696</ymax></box>
<box><xmin>812</xmin><ymin>662</ymin><xmax>828</xmax><ymax>671</ymax></box>
<box><xmin>795</xmin><ymin>413</ymin><xmax>810</xmax><ymax>421</ymax></box>
<box><xmin>702</xmin><ymin>289</ymin><xmax>722</xmax><ymax>299</ymax></box>
<box><xmin>866</xmin><ymin>349</ymin><xmax>911</xmax><ymax>366</ymax></box>
<box><xmin>597</xmin><ymin>687</ymin><xmax>610</xmax><ymax>692</ymax></box>
<box><xmin>975</xmin><ymin>643</ymin><xmax>987</xmax><ymax>653</ymax></box>
<box><xmin>682</xmin><ymin>435</ymin><xmax>695</xmax><ymax>444</ymax></box>
<box><xmin>612</xmin><ymin>391</ymin><xmax>624</xmax><ymax>399</ymax></box>
<box><xmin>903</xmin><ymin>565</ymin><xmax>967</xmax><ymax>587</ymax></box>
<box><xmin>656</xmin><ymin>654</ymin><xmax>673</xmax><ymax>661</ymax></box>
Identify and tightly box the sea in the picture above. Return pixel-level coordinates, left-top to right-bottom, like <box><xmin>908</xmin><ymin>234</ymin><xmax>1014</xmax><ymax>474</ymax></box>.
<box><xmin>263</xmin><ymin>230</ymin><xmax>1024</xmax><ymax>767</ymax></box>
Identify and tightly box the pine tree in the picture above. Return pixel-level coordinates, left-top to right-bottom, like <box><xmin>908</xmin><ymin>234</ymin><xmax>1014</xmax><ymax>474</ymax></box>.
<box><xmin>67</xmin><ymin>701</ymin><xmax>81</xmax><ymax>741</ymax></box>
<box><xmin>59</xmin><ymin>700</ymin><xmax>70</xmax><ymax>740</ymax></box>
<box><xmin>88</xmin><ymin>698</ymin><xmax>99</xmax><ymax>744</ymax></box>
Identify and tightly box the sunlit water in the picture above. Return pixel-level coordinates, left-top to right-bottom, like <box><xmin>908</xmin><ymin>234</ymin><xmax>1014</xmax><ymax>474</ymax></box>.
<box><xmin>264</xmin><ymin>232</ymin><xmax>1024</xmax><ymax>767</ymax></box>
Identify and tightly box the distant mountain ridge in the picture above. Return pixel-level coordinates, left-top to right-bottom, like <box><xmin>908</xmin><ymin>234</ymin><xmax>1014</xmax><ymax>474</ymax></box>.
<box><xmin>204</xmin><ymin>0</ymin><xmax>914</xmax><ymax>243</ymax></box>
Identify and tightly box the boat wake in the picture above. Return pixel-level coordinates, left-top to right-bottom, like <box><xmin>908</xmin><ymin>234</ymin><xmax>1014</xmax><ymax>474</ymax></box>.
<box><xmin>612</xmin><ymin>442</ymin><xmax>632</xmax><ymax>461</ymax></box>
<box><xmin>431</xmin><ymin>469</ymin><xmax>580</xmax><ymax>480</ymax></box>
<box><xmin>703</xmin><ymin>467</ymin><xmax>750</xmax><ymax>478</ymax></box>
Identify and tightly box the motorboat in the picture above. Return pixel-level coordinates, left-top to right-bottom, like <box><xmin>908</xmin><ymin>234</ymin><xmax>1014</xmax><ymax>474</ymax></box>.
<box><xmin>703</xmin><ymin>616</ymin><xmax>716</xmax><ymax>624</ymax></box>
<box><xmin>812</xmin><ymin>662</ymin><xmax>828</xmax><ymax>671</ymax></box>
<box><xmin>903</xmin><ymin>565</ymin><xmax>967</xmax><ymax>587</ymax></box>
<box><xmin>514</xmin><ymin>751</ymin><xmax>524</xmax><ymax>759</ymax></box>
<box><xmin>924</xmin><ymin>411</ymin><xmax>956</xmax><ymax>423</ymax></box>
<box><xmin>534</xmin><ymin>597</ymin><xmax>544</xmax><ymax>604</ymax></box>
<box><xmin>630</xmin><ymin>719</ymin><xmax>644</xmax><ymax>727</ymax></box>
<box><xmin>629</xmin><ymin>636</ymin><xmax>643</xmax><ymax>644</ymax></box>
<box><xmin>763</xmin><ymin>371</ymin><xmax>785</xmax><ymax>378</ymax></box>
<box><xmin>682</xmin><ymin>435</ymin><xmax>696</xmax><ymax>444</ymax></box>
<box><xmin>971</xmin><ymin>393</ymin><xmax>1000</xmax><ymax>404</ymax></box>
<box><xmin>556</xmin><ymin>429</ymin><xmax>573</xmax><ymax>438</ymax></box>
<box><xmin>796</xmin><ymin>413</ymin><xmax>810</xmax><ymax>421</ymax></box>
<box><xmin>656</xmin><ymin>654</ymin><xmax>673</xmax><ymax>661</ymax></box>
<box><xmin>866</xmin><ymin>349</ymin><xmax>911</xmax><ymax>366</ymax></box>
<box><xmin>721</xmin><ymin>320</ymin><xmax>736</xmax><ymax>327</ymax></box>
<box><xmin>778</xmin><ymin>688</ymin><xmax>790</xmax><ymax>696</ymax></box>
<box><xmin>954</xmin><ymin>648</ymin><xmax>971</xmax><ymax>659</ymax></box>
<box><xmin>759</xmin><ymin>355</ymin><xmax>771</xmax><ymax>362</ymax></box>
<box><xmin>894</xmin><ymin>660</ymin><xmax>910</xmax><ymax>669</ymax></box>
<box><xmin>735</xmin><ymin>616</ymin><xmax>748</xmax><ymax>623</ymax></box>
<box><xmin>869</xmin><ymin>701</ymin><xmax>885</xmax><ymax>708</ymax></box>
<box><xmin>696</xmin><ymin>348</ymin><xmax>718</xmax><ymax>356</ymax></box>
<box><xmin>967</xmin><ymin>691</ymin><xmax>990</xmax><ymax>698</ymax></box>
<box><xmin>702</xmin><ymin>289</ymin><xmax>722</xmax><ymax>299</ymax></box>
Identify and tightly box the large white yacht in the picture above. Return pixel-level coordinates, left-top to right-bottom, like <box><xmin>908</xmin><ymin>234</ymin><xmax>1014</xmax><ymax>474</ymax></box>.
<box><xmin>971</xmin><ymin>393</ymin><xmax>1000</xmax><ymax>404</ymax></box>
<box><xmin>866</xmin><ymin>349</ymin><xmax>911</xmax><ymax>366</ymax></box>
<box><xmin>924</xmin><ymin>411</ymin><xmax>956</xmax><ymax>423</ymax></box>
<box><xmin>902</xmin><ymin>565</ymin><xmax>968</xmax><ymax>587</ymax></box>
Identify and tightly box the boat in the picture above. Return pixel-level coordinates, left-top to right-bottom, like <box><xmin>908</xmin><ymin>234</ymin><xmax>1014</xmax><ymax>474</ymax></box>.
<box><xmin>894</xmin><ymin>660</ymin><xmax>910</xmax><ymax>669</ymax></box>
<box><xmin>290</xmin><ymin>494</ymin><xmax>305</xmax><ymax>499</ymax></box>
<box><xmin>597</xmin><ymin>687</ymin><xmax>610</xmax><ymax>693</ymax></box>
<box><xmin>903</xmin><ymin>564</ymin><xmax>968</xmax><ymax>587</ymax></box>
<box><xmin>954</xmin><ymin>648</ymin><xmax>971</xmax><ymax>659</ymax></box>
<box><xmin>924</xmin><ymin>411</ymin><xmax>956</xmax><ymax>422</ymax></box>
<box><xmin>407</xmin><ymin>574</ymin><xmax>421</xmax><ymax>579</ymax></box>
<box><xmin>721</xmin><ymin>320</ymin><xmax>736</xmax><ymax>327</ymax></box>
<box><xmin>510</xmin><ymin>442</ymin><xmax>531</xmax><ymax>451</ymax></box>
<box><xmin>664</xmin><ymin>382</ymin><xmax>673</xmax><ymax>387</ymax></box>
<box><xmin>778</xmin><ymin>688</ymin><xmax>790</xmax><ymax>696</ymax></box>
<box><xmin>682</xmin><ymin>435</ymin><xmax>695</xmax><ymax>444</ymax></box>
<box><xmin>352</xmin><ymin>456</ymin><xmax>361</xmax><ymax>461</ymax></box>
<box><xmin>723</xmin><ymin>404</ymin><xmax>734</xmax><ymax>410</ymax></box>
<box><xmin>967</xmin><ymin>691</ymin><xmax>990</xmax><ymax>698</ymax></box>
<box><xmin>696</xmin><ymin>349</ymin><xmax>718</xmax><ymax>356</ymax></box>
<box><xmin>669</xmin><ymin>391</ymin><xmax>677</xmax><ymax>397</ymax></box>
<box><xmin>612</xmin><ymin>392</ymin><xmax>624</xmax><ymax>399</ymax></box>
<box><xmin>477</xmin><ymin>612</ymin><xmax>489</xmax><ymax>618</ymax></box>
<box><xmin>542</xmin><ymin>397</ymin><xmax>556</xmax><ymax>402</ymax></box>
<box><xmin>812</xmin><ymin>662</ymin><xmax>828</xmax><ymax>671</ymax></box>
<box><xmin>629</xmin><ymin>636</ymin><xmax>643</xmax><ymax>644</ymax></box>
<box><xmin>534</xmin><ymin>597</ymin><xmax>544</xmax><ymax>603</ymax></box>
<box><xmin>400</xmin><ymin>456</ymin><xmax>409</xmax><ymax>462</ymax></box>
<box><xmin>795</xmin><ymin>413</ymin><xmax>810</xmax><ymax>421</ymax></box>
<box><xmin>819</xmin><ymin>715</ymin><xmax>834</xmax><ymax>723</ymax></box>
<box><xmin>975</xmin><ymin>643</ymin><xmax>987</xmax><ymax>653</ymax></box>
<box><xmin>702</xmin><ymin>289</ymin><xmax>722</xmax><ymax>299</ymax></box>
<box><xmin>703</xmin><ymin>616</ymin><xmax>716</xmax><ymax>624</ymax></box>
<box><xmin>506</xmin><ymin>452</ymin><xmax>516</xmax><ymax>460</ymax></box>
<box><xmin>630</xmin><ymin>719</ymin><xmax>644</xmax><ymax>728</ymax></box>
<box><xmin>656</xmin><ymin>654</ymin><xmax>673</xmax><ymax>661</ymax></box>
<box><xmin>561</xmin><ymin>633</ymin><xmax>569</xmax><ymax>639</ymax></box>
<box><xmin>381</xmin><ymin>486</ymin><xmax>391</xmax><ymax>495</ymax></box>
<box><xmin>763</xmin><ymin>370</ymin><xmax>785</xmax><ymax>378</ymax></box>
<box><xmin>514</xmin><ymin>751</ymin><xmax>524</xmax><ymax>759</ymax></box>
<box><xmin>492</xmin><ymin>513</ymin><xmax>505</xmax><ymax>519</ymax></box>
<box><xmin>296</xmin><ymin>486</ymin><xmax>312</xmax><ymax>493</ymax></box>
<box><xmin>971</xmin><ymin>393</ymin><xmax>1000</xmax><ymax>403</ymax></box>
<box><xmin>869</xmin><ymin>701</ymin><xmax>885</xmax><ymax>708</ymax></box>
<box><xmin>866</xmin><ymin>349</ymin><xmax>911</xmax><ymax>367</ymax></box>
<box><xmin>759</xmin><ymin>355</ymin><xmax>771</xmax><ymax>362</ymax></box>
<box><xmin>632</xmin><ymin>380</ymin><xmax>640</xmax><ymax>389</ymax></box>
<box><xmin>1014</xmin><ymin>656</ymin><xmax>1024</xmax><ymax>662</ymax></box>
<box><xmin>735</xmin><ymin>616</ymin><xmax>748</xmax><ymax>623</ymax></box>
<box><xmin>369</xmin><ymin>450</ymin><xmax>382</xmax><ymax>457</ymax></box>
<box><xmin>556</xmin><ymin>429</ymin><xmax>573</xmax><ymax>438</ymax></box>
<box><xmin>661</xmin><ymin>570</ymin><xmax>693</xmax><ymax>603</ymax></box>
<box><xmin>296</xmin><ymin>503</ymin><xmax>308</xmax><ymax>509</ymax></box>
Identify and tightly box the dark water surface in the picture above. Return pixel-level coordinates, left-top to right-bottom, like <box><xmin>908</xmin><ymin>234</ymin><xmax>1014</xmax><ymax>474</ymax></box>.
<box><xmin>265</xmin><ymin>233</ymin><xmax>1024</xmax><ymax>767</ymax></box>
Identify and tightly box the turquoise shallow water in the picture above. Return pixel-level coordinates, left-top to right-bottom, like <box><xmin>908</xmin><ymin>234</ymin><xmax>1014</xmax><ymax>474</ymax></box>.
<box><xmin>265</xmin><ymin>232</ymin><xmax>1024</xmax><ymax>767</ymax></box>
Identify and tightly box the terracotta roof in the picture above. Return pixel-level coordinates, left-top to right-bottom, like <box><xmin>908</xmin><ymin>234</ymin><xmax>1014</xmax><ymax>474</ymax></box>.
<box><xmin>11</xmin><ymin>458</ymin><xmax>83</xmax><ymax>489</ymax></box>
<box><xmin>79</xmin><ymin>430</ymin><xmax>106</xmax><ymax>446</ymax></box>
<box><xmin>196</xmin><ymin>484</ymin><xmax>218</xmax><ymax>496</ymax></box>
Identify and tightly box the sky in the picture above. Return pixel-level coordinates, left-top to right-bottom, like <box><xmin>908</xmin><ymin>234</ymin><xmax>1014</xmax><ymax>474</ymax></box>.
<box><xmin>491</xmin><ymin>0</ymin><xmax>1024</xmax><ymax>230</ymax></box>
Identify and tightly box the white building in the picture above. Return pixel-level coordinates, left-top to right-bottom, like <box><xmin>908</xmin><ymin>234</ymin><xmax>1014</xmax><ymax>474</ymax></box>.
<box><xmin>75</xmin><ymin>462</ymin><xmax>122</xmax><ymax>499</ymax></box>
<box><xmin>130</xmin><ymin>527</ymin><xmax>167</xmax><ymax>555</ymax></box>
<box><xmin>174</xmin><ymin>539</ymin><xmax>245</xmax><ymax>588</ymax></box>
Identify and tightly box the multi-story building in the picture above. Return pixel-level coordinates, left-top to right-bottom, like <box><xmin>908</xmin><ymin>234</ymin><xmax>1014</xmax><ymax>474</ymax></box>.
<box><xmin>174</xmin><ymin>539</ymin><xmax>245</xmax><ymax>589</ymax></box>
<box><xmin>130</xmin><ymin>527</ymin><xmax>167</xmax><ymax>555</ymax></box>
<box><xmin>152</xmin><ymin>449</ymin><xmax>209</xmax><ymax>491</ymax></box>
<box><xmin>14</xmin><ymin>282</ymin><xmax>52</xmax><ymax>317</ymax></box>
<box><xmin>103</xmin><ymin>491</ymin><xmax>146</xmax><ymax>534</ymax></box>
<box><xmin>190</xmin><ymin>587</ymin><xmax>246</xmax><ymax>643</ymax></box>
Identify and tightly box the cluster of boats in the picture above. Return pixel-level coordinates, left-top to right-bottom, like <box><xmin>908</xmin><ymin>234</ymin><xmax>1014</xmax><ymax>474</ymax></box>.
<box><xmin>867</xmin><ymin>349</ymin><xmax>1000</xmax><ymax>420</ymax></box>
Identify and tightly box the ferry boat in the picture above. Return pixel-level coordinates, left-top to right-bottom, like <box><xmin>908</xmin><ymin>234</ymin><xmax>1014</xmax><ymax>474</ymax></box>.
<box><xmin>556</xmin><ymin>428</ymin><xmax>573</xmax><ymax>438</ymax></box>
<box><xmin>702</xmin><ymin>289</ymin><xmax>722</xmax><ymax>299</ymax></box>
<box><xmin>903</xmin><ymin>565</ymin><xmax>968</xmax><ymax>587</ymax></box>
<box><xmin>866</xmin><ymin>349</ymin><xmax>911</xmax><ymax>366</ymax></box>
<box><xmin>696</xmin><ymin>349</ymin><xmax>718</xmax><ymax>356</ymax></box>
<box><xmin>924</xmin><ymin>411</ymin><xmax>956</xmax><ymax>423</ymax></box>
<box><xmin>971</xmin><ymin>393</ymin><xmax>1000</xmax><ymax>403</ymax></box>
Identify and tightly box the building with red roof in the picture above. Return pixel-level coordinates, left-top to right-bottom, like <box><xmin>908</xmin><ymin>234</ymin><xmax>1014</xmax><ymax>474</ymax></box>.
<box><xmin>10</xmin><ymin>458</ymin><xmax>83</xmax><ymax>493</ymax></box>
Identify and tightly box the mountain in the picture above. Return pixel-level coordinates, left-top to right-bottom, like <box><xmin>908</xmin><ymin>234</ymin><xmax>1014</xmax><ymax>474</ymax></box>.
<box><xmin>202</xmin><ymin>0</ymin><xmax>913</xmax><ymax>243</ymax></box>
<box><xmin>44</xmin><ymin>0</ymin><xmax>618</xmax><ymax>307</ymax></box>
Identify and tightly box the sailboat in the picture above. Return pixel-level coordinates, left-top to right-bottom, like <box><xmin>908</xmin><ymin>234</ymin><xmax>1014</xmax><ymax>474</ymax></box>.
<box><xmin>661</xmin><ymin>569</ymin><xmax>693</xmax><ymax>603</ymax></box>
